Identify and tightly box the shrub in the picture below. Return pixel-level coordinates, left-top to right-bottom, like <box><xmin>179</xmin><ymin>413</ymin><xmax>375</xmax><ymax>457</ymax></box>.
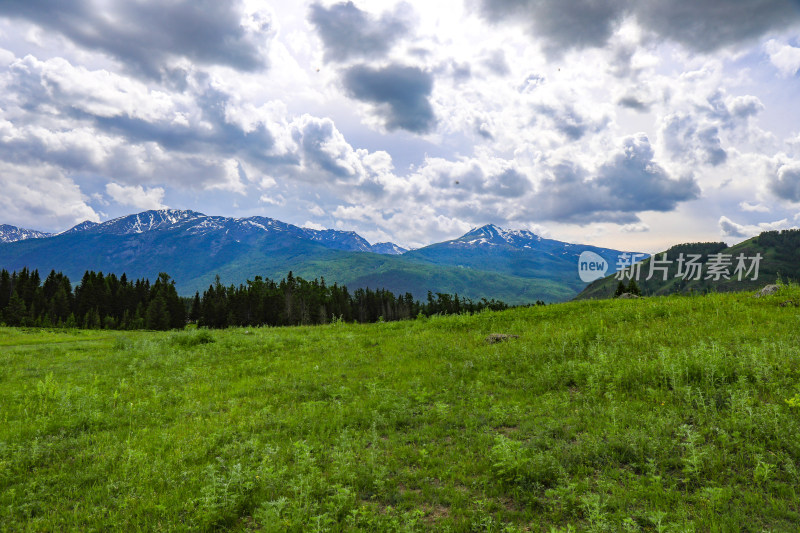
<box><xmin>170</xmin><ymin>329</ymin><xmax>215</xmax><ymax>348</ymax></box>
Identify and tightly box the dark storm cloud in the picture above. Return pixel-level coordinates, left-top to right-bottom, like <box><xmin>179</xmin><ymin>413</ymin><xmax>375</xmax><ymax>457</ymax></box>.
<box><xmin>479</xmin><ymin>0</ymin><xmax>624</xmax><ymax>56</ymax></box>
<box><xmin>342</xmin><ymin>64</ymin><xmax>436</xmax><ymax>133</ymax></box>
<box><xmin>308</xmin><ymin>1</ymin><xmax>411</xmax><ymax>62</ymax></box>
<box><xmin>532</xmin><ymin>134</ymin><xmax>699</xmax><ymax>223</ymax></box>
<box><xmin>0</xmin><ymin>0</ymin><xmax>271</xmax><ymax>79</ymax></box>
<box><xmin>617</xmin><ymin>95</ymin><xmax>650</xmax><ymax>112</ymax></box>
<box><xmin>477</xmin><ymin>0</ymin><xmax>800</xmax><ymax>56</ymax></box>
<box><xmin>635</xmin><ymin>0</ymin><xmax>800</xmax><ymax>52</ymax></box>
<box><xmin>769</xmin><ymin>165</ymin><xmax>800</xmax><ymax>201</ymax></box>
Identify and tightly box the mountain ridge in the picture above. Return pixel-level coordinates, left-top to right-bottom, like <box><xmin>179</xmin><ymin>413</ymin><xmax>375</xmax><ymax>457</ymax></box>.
<box><xmin>1</xmin><ymin>210</ymin><xmax>406</xmax><ymax>255</ymax></box>
<box><xmin>0</xmin><ymin>210</ymin><xmax>641</xmax><ymax>303</ymax></box>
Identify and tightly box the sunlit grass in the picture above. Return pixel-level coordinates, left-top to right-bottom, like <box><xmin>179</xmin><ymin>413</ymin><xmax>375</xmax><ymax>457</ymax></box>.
<box><xmin>1</xmin><ymin>285</ymin><xmax>799</xmax><ymax>530</ymax></box>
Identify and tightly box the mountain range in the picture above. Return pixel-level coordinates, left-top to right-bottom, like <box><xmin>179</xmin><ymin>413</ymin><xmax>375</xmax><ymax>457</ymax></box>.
<box><xmin>0</xmin><ymin>209</ymin><xmax>640</xmax><ymax>304</ymax></box>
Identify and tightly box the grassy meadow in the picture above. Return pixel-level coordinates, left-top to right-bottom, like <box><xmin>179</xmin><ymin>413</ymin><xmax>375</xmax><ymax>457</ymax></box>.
<box><xmin>1</xmin><ymin>286</ymin><xmax>800</xmax><ymax>531</ymax></box>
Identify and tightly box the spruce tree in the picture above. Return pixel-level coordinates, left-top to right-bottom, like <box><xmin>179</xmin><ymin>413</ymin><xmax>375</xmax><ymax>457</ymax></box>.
<box><xmin>614</xmin><ymin>281</ymin><xmax>627</xmax><ymax>297</ymax></box>
<box><xmin>3</xmin><ymin>293</ymin><xmax>27</xmax><ymax>326</ymax></box>
<box><xmin>628</xmin><ymin>279</ymin><xmax>641</xmax><ymax>296</ymax></box>
<box><xmin>189</xmin><ymin>292</ymin><xmax>201</xmax><ymax>323</ymax></box>
<box><xmin>146</xmin><ymin>295</ymin><xmax>170</xmax><ymax>330</ymax></box>
<box><xmin>0</xmin><ymin>269</ymin><xmax>11</xmax><ymax>310</ymax></box>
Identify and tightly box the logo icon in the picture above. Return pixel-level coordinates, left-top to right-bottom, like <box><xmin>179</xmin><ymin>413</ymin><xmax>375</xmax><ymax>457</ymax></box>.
<box><xmin>578</xmin><ymin>251</ymin><xmax>608</xmax><ymax>282</ymax></box>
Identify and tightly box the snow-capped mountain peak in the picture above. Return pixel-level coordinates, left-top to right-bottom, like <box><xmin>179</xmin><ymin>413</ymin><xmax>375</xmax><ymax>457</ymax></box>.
<box><xmin>0</xmin><ymin>224</ymin><xmax>52</xmax><ymax>243</ymax></box>
<box><xmin>458</xmin><ymin>224</ymin><xmax>541</xmax><ymax>247</ymax></box>
<box><xmin>98</xmin><ymin>209</ymin><xmax>205</xmax><ymax>235</ymax></box>
<box><xmin>0</xmin><ymin>210</ymin><xmax>408</xmax><ymax>256</ymax></box>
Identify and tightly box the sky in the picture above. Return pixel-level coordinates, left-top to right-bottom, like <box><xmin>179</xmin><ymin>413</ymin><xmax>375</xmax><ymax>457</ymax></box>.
<box><xmin>1</xmin><ymin>0</ymin><xmax>800</xmax><ymax>252</ymax></box>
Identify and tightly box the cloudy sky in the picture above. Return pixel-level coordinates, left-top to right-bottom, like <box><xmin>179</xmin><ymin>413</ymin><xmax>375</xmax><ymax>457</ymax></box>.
<box><xmin>1</xmin><ymin>0</ymin><xmax>800</xmax><ymax>251</ymax></box>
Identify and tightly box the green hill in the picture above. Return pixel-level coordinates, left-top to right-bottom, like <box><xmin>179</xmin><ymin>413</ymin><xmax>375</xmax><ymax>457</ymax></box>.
<box><xmin>576</xmin><ymin>228</ymin><xmax>800</xmax><ymax>300</ymax></box>
<box><xmin>176</xmin><ymin>246</ymin><xmax>575</xmax><ymax>304</ymax></box>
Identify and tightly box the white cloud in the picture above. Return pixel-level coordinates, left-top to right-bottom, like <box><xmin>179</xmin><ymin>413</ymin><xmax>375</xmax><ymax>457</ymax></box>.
<box><xmin>0</xmin><ymin>47</ymin><xmax>13</xmax><ymax>66</ymax></box>
<box><xmin>206</xmin><ymin>159</ymin><xmax>248</xmax><ymax>195</ymax></box>
<box><xmin>259</xmin><ymin>194</ymin><xmax>285</xmax><ymax>206</ymax></box>
<box><xmin>739</xmin><ymin>201</ymin><xmax>770</xmax><ymax>212</ymax></box>
<box><xmin>765</xmin><ymin>39</ymin><xmax>800</xmax><ymax>76</ymax></box>
<box><xmin>719</xmin><ymin>215</ymin><xmax>748</xmax><ymax>237</ymax></box>
<box><xmin>0</xmin><ymin>161</ymin><xmax>99</xmax><ymax>230</ymax></box>
<box><xmin>718</xmin><ymin>215</ymin><xmax>795</xmax><ymax>239</ymax></box>
<box><xmin>302</xmin><ymin>220</ymin><xmax>325</xmax><ymax>230</ymax></box>
<box><xmin>9</xmin><ymin>55</ymin><xmax>181</xmax><ymax>121</ymax></box>
<box><xmin>621</xmin><ymin>223</ymin><xmax>650</xmax><ymax>233</ymax></box>
<box><xmin>105</xmin><ymin>183</ymin><xmax>166</xmax><ymax>210</ymax></box>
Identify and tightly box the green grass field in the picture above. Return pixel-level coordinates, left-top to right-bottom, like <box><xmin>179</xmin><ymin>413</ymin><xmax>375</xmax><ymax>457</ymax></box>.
<box><xmin>2</xmin><ymin>286</ymin><xmax>800</xmax><ymax>531</ymax></box>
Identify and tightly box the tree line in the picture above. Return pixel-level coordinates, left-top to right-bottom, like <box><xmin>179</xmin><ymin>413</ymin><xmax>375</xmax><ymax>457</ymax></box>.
<box><xmin>0</xmin><ymin>268</ymin><xmax>509</xmax><ymax>330</ymax></box>
<box><xmin>191</xmin><ymin>272</ymin><xmax>508</xmax><ymax>328</ymax></box>
<box><xmin>0</xmin><ymin>268</ymin><xmax>185</xmax><ymax>330</ymax></box>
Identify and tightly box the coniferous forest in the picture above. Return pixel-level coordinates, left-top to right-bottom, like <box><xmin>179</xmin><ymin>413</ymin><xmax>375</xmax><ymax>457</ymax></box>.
<box><xmin>0</xmin><ymin>268</ymin><xmax>509</xmax><ymax>330</ymax></box>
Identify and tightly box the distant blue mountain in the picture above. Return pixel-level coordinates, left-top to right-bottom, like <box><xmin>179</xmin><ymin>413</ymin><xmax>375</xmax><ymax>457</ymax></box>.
<box><xmin>0</xmin><ymin>211</ymin><xmax>641</xmax><ymax>303</ymax></box>
<box><xmin>404</xmin><ymin>223</ymin><xmax>645</xmax><ymax>292</ymax></box>
<box><xmin>1</xmin><ymin>210</ymin><xmax>405</xmax><ymax>252</ymax></box>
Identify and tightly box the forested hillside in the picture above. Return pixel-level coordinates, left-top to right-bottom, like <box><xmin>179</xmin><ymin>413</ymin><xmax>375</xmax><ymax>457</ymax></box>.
<box><xmin>0</xmin><ymin>268</ymin><xmax>509</xmax><ymax>330</ymax></box>
<box><xmin>577</xmin><ymin>229</ymin><xmax>800</xmax><ymax>299</ymax></box>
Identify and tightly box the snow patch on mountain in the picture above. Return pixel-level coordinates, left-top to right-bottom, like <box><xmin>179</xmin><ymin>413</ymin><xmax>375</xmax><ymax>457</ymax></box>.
<box><xmin>58</xmin><ymin>221</ymin><xmax>100</xmax><ymax>235</ymax></box>
<box><xmin>370</xmin><ymin>242</ymin><xmax>408</xmax><ymax>255</ymax></box>
<box><xmin>0</xmin><ymin>224</ymin><xmax>52</xmax><ymax>243</ymax></box>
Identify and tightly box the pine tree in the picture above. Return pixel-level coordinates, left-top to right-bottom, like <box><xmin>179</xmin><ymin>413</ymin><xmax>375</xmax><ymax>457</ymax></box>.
<box><xmin>146</xmin><ymin>295</ymin><xmax>170</xmax><ymax>330</ymax></box>
<box><xmin>3</xmin><ymin>293</ymin><xmax>27</xmax><ymax>326</ymax></box>
<box><xmin>628</xmin><ymin>279</ymin><xmax>641</xmax><ymax>296</ymax></box>
<box><xmin>0</xmin><ymin>269</ymin><xmax>11</xmax><ymax>311</ymax></box>
<box><xmin>614</xmin><ymin>281</ymin><xmax>627</xmax><ymax>297</ymax></box>
<box><xmin>189</xmin><ymin>292</ymin><xmax>201</xmax><ymax>323</ymax></box>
